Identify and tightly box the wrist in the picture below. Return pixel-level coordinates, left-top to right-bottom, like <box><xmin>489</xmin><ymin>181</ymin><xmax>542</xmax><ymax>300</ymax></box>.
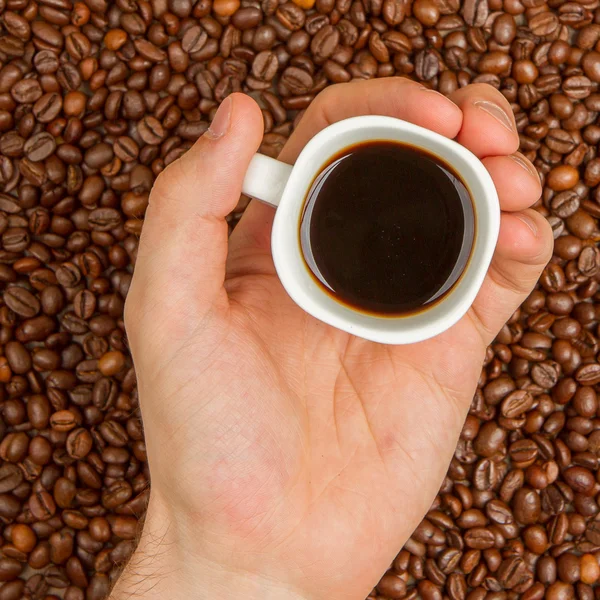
<box><xmin>109</xmin><ymin>490</ymin><xmax>309</xmax><ymax>600</ymax></box>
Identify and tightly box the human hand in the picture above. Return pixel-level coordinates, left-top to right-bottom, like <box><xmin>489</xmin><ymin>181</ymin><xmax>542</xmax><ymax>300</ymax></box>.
<box><xmin>112</xmin><ymin>79</ymin><xmax>552</xmax><ymax>600</ymax></box>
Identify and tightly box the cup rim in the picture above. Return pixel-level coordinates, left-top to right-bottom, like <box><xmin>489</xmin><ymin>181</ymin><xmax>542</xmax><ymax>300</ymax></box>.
<box><xmin>271</xmin><ymin>115</ymin><xmax>500</xmax><ymax>344</ymax></box>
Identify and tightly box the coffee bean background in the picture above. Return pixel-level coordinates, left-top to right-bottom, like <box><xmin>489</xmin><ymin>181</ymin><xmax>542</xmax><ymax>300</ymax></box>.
<box><xmin>0</xmin><ymin>0</ymin><xmax>600</xmax><ymax>597</ymax></box>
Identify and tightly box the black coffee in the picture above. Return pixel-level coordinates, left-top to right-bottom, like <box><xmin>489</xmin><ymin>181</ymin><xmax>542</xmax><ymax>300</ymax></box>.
<box><xmin>300</xmin><ymin>141</ymin><xmax>475</xmax><ymax>316</ymax></box>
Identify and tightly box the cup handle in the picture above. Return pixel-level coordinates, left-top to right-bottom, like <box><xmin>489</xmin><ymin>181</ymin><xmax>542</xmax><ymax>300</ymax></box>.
<box><xmin>241</xmin><ymin>153</ymin><xmax>293</xmax><ymax>208</ymax></box>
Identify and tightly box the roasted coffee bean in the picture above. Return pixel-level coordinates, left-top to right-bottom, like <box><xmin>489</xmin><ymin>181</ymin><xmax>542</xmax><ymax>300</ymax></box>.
<box><xmin>11</xmin><ymin>80</ymin><xmax>42</xmax><ymax>105</ymax></box>
<box><xmin>5</xmin><ymin>341</ymin><xmax>31</xmax><ymax>374</ymax></box>
<box><xmin>88</xmin><ymin>208</ymin><xmax>122</xmax><ymax>231</ymax></box>
<box><xmin>53</xmin><ymin>477</ymin><xmax>76</xmax><ymax>509</ymax></box>
<box><xmin>473</xmin><ymin>422</ymin><xmax>506</xmax><ymax>457</ymax></box>
<box><xmin>65</xmin><ymin>429</ymin><xmax>93</xmax><ymax>459</ymax></box>
<box><xmin>252</xmin><ymin>51</ymin><xmax>279</xmax><ymax>81</ymax></box>
<box><xmin>29</xmin><ymin>491</ymin><xmax>56</xmax><ymax>521</ymax></box>
<box><xmin>463</xmin><ymin>0</ymin><xmax>488</xmax><ymax>27</ymax></box>
<box><xmin>33</xmin><ymin>93</ymin><xmax>62</xmax><ymax>123</ymax></box>
<box><xmin>513</xmin><ymin>487</ymin><xmax>541</xmax><ymax>524</ymax></box>
<box><xmin>23</xmin><ymin>133</ymin><xmax>56</xmax><ymax>162</ymax></box>
<box><xmin>312</xmin><ymin>25</ymin><xmax>340</xmax><ymax>61</ymax></box>
<box><xmin>463</xmin><ymin>526</ymin><xmax>494</xmax><ymax>551</ymax></box>
<box><xmin>0</xmin><ymin>433</ymin><xmax>29</xmax><ymax>463</ymax></box>
<box><xmin>3</xmin><ymin>286</ymin><xmax>40</xmax><ymax>317</ymax></box>
<box><xmin>501</xmin><ymin>390</ymin><xmax>534</xmax><ymax>418</ymax></box>
<box><xmin>137</xmin><ymin>115</ymin><xmax>166</xmax><ymax>145</ymax></box>
<box><xmin>182</xmin><ymin>26</ymin><xmax>208</xmax><ymax>54</ymax></box>
<box><xmin>55</xmin><ymin>263</ymin><xmax>81</xmax><ymax>289</ymax></box>
<box><xmin>101</xmin><ymin>481</ymin><xmax>132</xmax><ymax>509</ymax></box>
<box><xmin>49</xmin><ymin>530</ymin><xmax>73</xmax><ymax>564</ymax></box>
<box><xmin>280</xmin><ymin>66</ymin><xmax>314</xmax><ymax>94</ymax></box>
<box><xmin>0</xmin><ymin>465</ymin><xmax>22</xmax><ymax>494</ymax></box>
<box><xmin>377</xmin><ymin>572</ymin><xmax>407</xmax><ymax>597</ymax></box>
<box><xmin>0</xmin><ymin>558</ymin><xmax>22</xmax><ymax>582</ymax></box>
<box><xmin>11</xmin><ymin>524</ymin><xmax>36</xmax><ymax>553</ymax></box>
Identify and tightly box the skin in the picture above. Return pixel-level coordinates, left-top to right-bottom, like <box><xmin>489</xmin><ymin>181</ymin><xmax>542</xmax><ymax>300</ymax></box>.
<box><xmin>111</xmin><ymin>79</ymin><xmax>553</xmax><ymax>600</ymax></box>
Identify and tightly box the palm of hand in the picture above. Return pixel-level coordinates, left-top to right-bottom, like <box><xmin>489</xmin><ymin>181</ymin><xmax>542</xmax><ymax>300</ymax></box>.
<box><xmin>140</xmin><ymin>259</ymin><xmax>483</xmax><ymax>599</ymax></box>
<box><xmin>125</xmin><ymin>79</ymin><xmax>551</xmax><ymax>600</ymax></box>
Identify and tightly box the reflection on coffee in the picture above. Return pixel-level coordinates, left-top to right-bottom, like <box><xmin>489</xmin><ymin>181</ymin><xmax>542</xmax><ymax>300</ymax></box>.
<box><xmin>300</xmin><ymin>141</ymin><xmax>475</xmax><ymax>316</ymax></box>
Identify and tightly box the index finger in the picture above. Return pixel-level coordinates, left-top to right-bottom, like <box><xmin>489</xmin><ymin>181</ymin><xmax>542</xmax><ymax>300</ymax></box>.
<box><xmin>229</xmin><ymin>78</ymin><xmax>464</xmax><ymax>261</ymax></box>
<box><xmin>280</xmin><ymin>77</ymin><xmax>463</xmax><ymax>162</ymax></box>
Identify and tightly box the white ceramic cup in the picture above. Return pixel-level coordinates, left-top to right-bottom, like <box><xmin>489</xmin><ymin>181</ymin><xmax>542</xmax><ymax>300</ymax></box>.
<box><xmin>241</xmin><ymin>115</ymin><xmax>500</xmax><ymax>345</ymax></box>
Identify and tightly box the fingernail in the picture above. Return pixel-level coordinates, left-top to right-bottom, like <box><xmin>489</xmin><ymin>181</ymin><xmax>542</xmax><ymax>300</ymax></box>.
<box><xmin>516</xmin><ymin>213</ymin><xmax>538</xmax><ymax>237</ymax></box>
<box><xmin>207</xmin><ymin>96</ymin><xmax>232</xmax><ymax>140</ymax></box>
<box><xmin>474</xmin><ymin>100</ymin><xmax>515</xmax><ymax>133</ymax></box>
<box><xmin>510</xmin><ymin>154</ymin><xmax>540</xmax><ymax>182</ymax></box>
<box><xmin>422</xmin><ymin>87</ymin><xmax>449</xmax><ymax>99</ymax></box>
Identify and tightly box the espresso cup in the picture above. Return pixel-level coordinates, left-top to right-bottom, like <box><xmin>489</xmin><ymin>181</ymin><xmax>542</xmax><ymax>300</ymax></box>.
<box><xmin>241</xmin><ymin>115</ymin><xmax>500</xmax><ymax>345</ymax></box>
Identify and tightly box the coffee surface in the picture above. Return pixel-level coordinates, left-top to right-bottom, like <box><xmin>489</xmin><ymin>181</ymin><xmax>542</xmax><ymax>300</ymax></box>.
<box><xmin>300</xmin><ymin>141</ymin><xmax>475</xmax><ymax>315</ymax></box>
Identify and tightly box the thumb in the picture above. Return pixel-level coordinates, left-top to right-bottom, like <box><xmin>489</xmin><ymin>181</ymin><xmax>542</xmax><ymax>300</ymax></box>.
<box><xmin>126</xmin><ymin>94</ymin><xmax>263</xmax><ymax>339</ymax></box>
